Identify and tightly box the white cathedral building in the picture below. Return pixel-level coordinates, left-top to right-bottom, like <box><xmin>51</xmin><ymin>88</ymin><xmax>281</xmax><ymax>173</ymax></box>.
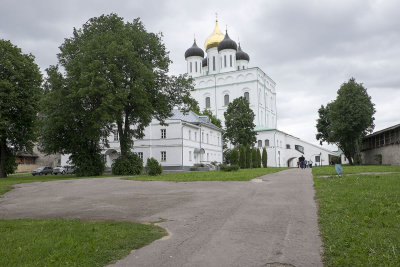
<box><xmin>184</xmin><ymin>19</ymin><xmax>337</xmax><ymax>167</ymax></box>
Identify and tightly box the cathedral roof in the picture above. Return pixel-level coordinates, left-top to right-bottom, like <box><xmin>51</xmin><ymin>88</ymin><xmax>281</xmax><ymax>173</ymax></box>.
<box><xmin>184</xmin><ymin>40</ymin><xmax>204</xmax><ymax>59</ymax></box>
<box><xmin>236</xmin><ymin>43</ymin><xmax>250</xmax><ymax>61</ymax></box>
<box><xmin>204</xmin><ymin>20</ymin><xmax>225</xmax><ymax>51</ymax></box>
<box><xmin>217</xmin><ymin>32</ymin><xmax>237</xmax><ymax>52</ymax></box>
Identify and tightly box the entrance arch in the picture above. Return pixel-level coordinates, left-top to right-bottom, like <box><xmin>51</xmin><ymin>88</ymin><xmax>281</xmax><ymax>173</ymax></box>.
<box><xmin>287</xmin><ymin>157</ymin><xmax>297</xmax><ymax>167</ymax></box>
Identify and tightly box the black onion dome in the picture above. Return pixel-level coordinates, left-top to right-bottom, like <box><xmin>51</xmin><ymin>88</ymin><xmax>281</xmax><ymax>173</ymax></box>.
<box><xmin>184</xmin><ymin>40</ymin><xmax>204</xmax><ymax>59</ymax></box>
<box><xmin>236</xmin><ymin>44</ymin><xmax>250</xmax><ymax>61</ymax></box>
<box><xmin>202</xmin><ymin>57</ymin><xmax>208</xmax><ymax>67</ymax></box>
<box><xmin>217</xmin><ymin>32</ymin><xmax>238</xmax><ymax>52</ymax></box>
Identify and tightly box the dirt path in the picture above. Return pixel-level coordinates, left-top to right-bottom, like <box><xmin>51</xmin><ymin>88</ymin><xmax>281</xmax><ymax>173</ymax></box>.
<box><xmin>0</xmin><ymin>169</ymin><xmax>322</xmax><ymax>267</ymax></box>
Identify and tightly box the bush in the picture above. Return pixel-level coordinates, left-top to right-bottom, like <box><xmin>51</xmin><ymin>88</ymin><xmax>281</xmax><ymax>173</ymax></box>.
<box><xmin>71</xmin><ymin>149</ymin><xmax>105</xmax><ymax>176</ymax></box>
<box><xmin>112</xmin><ymin>153</ymin><xmax>143</xmax><ymax>175</ymax></box>
<box><xmin>220</xmin><ymin>164</ymin><xmax>239</xmax><ymax>172</ymax></box>
<box><xmin>146</xmin><ymin>157</ymin><xmax>162</xmax><ymax>176</ymax></box>
<box><xmin>230</xmin><ymin>149</ymin><xmax>239</xmax><ymax>165</ymax></box>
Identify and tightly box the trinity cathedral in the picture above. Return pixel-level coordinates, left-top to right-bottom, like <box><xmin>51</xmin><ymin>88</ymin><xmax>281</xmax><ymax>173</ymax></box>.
<box><xmin>184</xmin><ymin>18</ymin><xmax>336</xmax><ymax>167</ymax></box>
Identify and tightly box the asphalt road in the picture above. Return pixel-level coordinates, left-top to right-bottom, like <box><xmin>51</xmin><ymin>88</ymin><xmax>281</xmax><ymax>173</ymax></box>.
<box><xmin>0</xmin><ymin>168</ymin><xmax>322</xmax><ymax>267</ymax></box>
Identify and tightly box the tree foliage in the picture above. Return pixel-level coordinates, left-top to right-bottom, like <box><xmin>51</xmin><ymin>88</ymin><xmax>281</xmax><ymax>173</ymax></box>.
<box><xmin>316</xmin><ymin>78</ymin><xmax>375</xmax><ymax>164</ymax></box>
<box><xmin>40</xmin><ymin>14</ymin><xmax>195</xmax><ymax>175</ymax></box>
<box><xmin>245</xmin><ymin>144</ymin><xmax>251</xmax><ymax>168</ymax></box>
<box><xmin>112</xmin><ymin>153</ymin><xmax>143</xmax><ymax>175</ymax></box>
<box><xmin>0</xmin><ymin>40</ymin><xmax>42</xmax><ymax>177</ymax></box>
<box><xmin>224</xmin><ymin>97</ymin><xmax>256</xmax><ymax>147</ymax></box>
<box><xmin>239</xmin><ymin>145</ymin><xmax>246</xmax><ymax>169</ymax></box>
<box><xmin>230</xmin><ymin>149</ymin><xmax>239</xmax><ymax>165</ymax></box>
<box><xmin>262</xmin><ymin>147</ymin><xmax>268</xmax><ymax>168</ymax></box>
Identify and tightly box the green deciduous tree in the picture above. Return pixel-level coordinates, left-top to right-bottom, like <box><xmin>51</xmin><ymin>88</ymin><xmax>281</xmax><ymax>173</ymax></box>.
<box><xmin>316</xmin><ymin>78</ymin><xmax>375</xmax><ymax>164</ymax></box>
<box><xmin>262</xmin><ymin>147</ymin><xmax>268</xmax><ymax>168</ymax></box>
<box><xmin>0</xmin><ymin>40</ymin><xmax>42</xmax><ymax>178</ymax></box>
<box><xmin>40</xmin><ymin>14</ymin><xmax>195</xmax><ymax>175</ymax></box>
<box><xmin>224</xmin><ymin>97</ymin><xmax>256</xmax><ymax>147</ymax></box>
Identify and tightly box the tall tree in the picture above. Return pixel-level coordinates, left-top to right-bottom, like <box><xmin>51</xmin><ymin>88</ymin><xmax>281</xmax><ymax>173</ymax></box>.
<box><xmin>262</xmin><ymin>147</ymin><xmax>268</xmax><ymax>168</ymax></box>
<box><xmin>316</xmin><ymin>78</ymin><xmax>375</xmax><ymax>164</ymax></box>
<box><xmin>224</xmin><ymin>97</ymin><xmax>256</xmax><ymax>147</ymax></box>
<box><xmin>0</xmin><ymin>40</ymin><xmax>42</xmax><ymax>178</ymax></box>
<box><xmin>40</xmin><ymin>14</ymin><xmax>195</xmax><ymax>174</ymax></box>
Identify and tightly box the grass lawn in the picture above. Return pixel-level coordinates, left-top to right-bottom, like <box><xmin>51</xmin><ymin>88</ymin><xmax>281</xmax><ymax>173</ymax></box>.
<box><xmin>0</xmin><ymin>218</ymin><xmax>166</xmax><ymax>267</ymax></box>
<box><xmin>125</xmin><ymin>167</ymin><xmax>288</xmax><ymax>182</ymax></box>
<box><xmin>312</xmin><ymin>165</ymin><xmax>400</xmax><ymax>176</ymax></box>
<box><xmin>314</xmin><ymin>173</ymin><xmax>400</xmax><ymax>266</ymax></box>
<box><xmin>0</xmin><ymin>174</ymin><xmax>119</xmax><ymax>196</ymax></box>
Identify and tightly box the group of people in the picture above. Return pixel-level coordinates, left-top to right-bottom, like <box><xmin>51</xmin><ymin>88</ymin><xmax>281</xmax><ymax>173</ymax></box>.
<box><xmin>297</xmin><ymin>155</ymin><xmax>313</xmax><ymax>169</ymax></box>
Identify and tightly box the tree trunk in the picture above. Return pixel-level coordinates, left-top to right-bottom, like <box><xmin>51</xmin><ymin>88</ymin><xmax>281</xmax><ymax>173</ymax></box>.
<box><xmin>0</xmin><ymin>140</ymin><xmax>7</xmax><ymax>178</ymax></box>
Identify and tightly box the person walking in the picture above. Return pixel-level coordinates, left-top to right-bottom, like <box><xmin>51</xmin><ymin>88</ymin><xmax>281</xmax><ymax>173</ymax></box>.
<box><xmin>299</xmin><ymin>155</ymin><xmax>305</xmax><ymax>169</ymax></box>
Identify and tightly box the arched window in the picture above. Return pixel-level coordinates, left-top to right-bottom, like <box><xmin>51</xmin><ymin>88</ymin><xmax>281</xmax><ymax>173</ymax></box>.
<box><xmin>265</xmin><ymin>139</ymin><xmax>270</xmax><ymax>147</ymax></box>
<box><xmin>258</xmin><ymin>140</ymin><xmax>262</xmax><ymax>147</ymax></box>
<box><xmin>224</xmin><ymin>94</ymin><xmax>229</xmax><ymax>106</ymax></box>
<box><xmin>224</xmin><ymin>55</ymin><xmax>227</xmax><ymax>67</ymax></box>
<box><xmin>244</xmin><ymin>92</ymin><xmax>249</xmax><ymax>101</ymax></box>
<box><xmin>195</xmin><ymin>61</ymin><xmax>197</xmax><ymax>72</ymax></box>
<box><xmin>213</xmin><ymin>56</ymin><xmax>216</xmax><ymax>71</ymax></box>
<box><xmin>230</xmin><ymin>55</ymin><xmax>232</xmax><ymax>67</ymax></box>
<box><xmin>205</xmin><ymin>97</ymin><xmax>210</xmax><ymax>108</ymax></box>
<box><xmin>190</xmin><ymin>62</ymin><xmax>192</xmax><ymax>73</ymax></box>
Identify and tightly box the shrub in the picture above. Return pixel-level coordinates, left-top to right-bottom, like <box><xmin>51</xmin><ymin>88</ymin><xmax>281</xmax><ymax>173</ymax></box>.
<box><xmin>189</xmin><ymin>167</ymin><xmax>198</xmax><ymax>171</ymax></box>
<box><xmin>146</xmin><ymin>157</ymin><xmax>162</xmax><ymax>176</ymax></box>
<box><xmin>245</xmin><ymin>144</ymin><xmax>251</xmax><ymax>168</ymax></box>
<box><xmin>220</xmin><ymin>164</ymin><xmax>239</xmax><ymax>172</ymax></box>
<box><xmin>112</xmin><ymin>153</ymin><xmax>143</xmax><ymax>175</ymax></box>
<box><xmin>239</xmin><ymin>145</ymin><xmax>246</xmax><ymax>169</ymax></box>
<box><xmin>262</xmin><ymin>148</ymin><xmax>268</xmax><ymax>168</ymax></box>
<box><xmin>230</xmin><ymin>149</ymin><xmax>239</xmax><ymax>165</ymax></box>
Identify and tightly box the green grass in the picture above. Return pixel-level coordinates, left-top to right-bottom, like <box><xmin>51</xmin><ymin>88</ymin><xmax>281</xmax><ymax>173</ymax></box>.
<box><xmin>0</xmin><ymin>174</ymin><xmax>119</xmax><ymax>196</ymax></box>
<box><xmin>314</xmin><ymin>174</ymin><xmax>400</xmax><ymax>266</ymax></box>
<box><xmin>312</xmin><ymin>165</ymin><xmax>400</xmax><ymax>176</ymax></box>
<box><xmin>125</xmin><ymin>167</ymin><xmax>288</xmax><ymax>182</ymax></box>
<box><xmin>0</xmin><ymin>218</ymin><xmax>166</xmax><ymax>267</ymax></box>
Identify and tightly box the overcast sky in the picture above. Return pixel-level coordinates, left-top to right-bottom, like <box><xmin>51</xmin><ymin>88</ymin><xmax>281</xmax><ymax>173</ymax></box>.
<box><xmin>1</xmin><ymin>0</ymin><xmax>399</xmax><ymax>149</ymax></box>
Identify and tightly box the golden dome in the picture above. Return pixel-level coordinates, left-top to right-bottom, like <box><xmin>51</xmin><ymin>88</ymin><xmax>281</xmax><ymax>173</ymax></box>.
<box><xmin>204</xmin><ymin>20</ymin><xmax>224</xmax><ymax>51</ymax></box>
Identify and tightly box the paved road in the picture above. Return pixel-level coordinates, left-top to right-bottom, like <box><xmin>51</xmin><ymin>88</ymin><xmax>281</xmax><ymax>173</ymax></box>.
<box><xmin>0</xmin><ymin>168</ymin><xmax>322</xmax><ymax>267</ymax></box>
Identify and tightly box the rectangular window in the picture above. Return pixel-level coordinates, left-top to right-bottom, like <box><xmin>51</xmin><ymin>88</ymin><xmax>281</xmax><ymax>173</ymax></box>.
<box><xmin>190</xmin><ymin>62</ymin><xmax>192</xmax><ymax>73</ymax></box>
<box><xmin>202</xmin><ymin>132</ymin><xmax>204</xmax><ymax>142</ymax></box>
<box><xmin>137</xmin><ymin>152</ymin><xmax>143</xmax><ymax>161</ymax></box>
<box><xmin>161</xmin><ymin>129</ymin><xmax>166</xmax><ymax>139</ymax></box>
<box><xmin>195</xmin><ymin>132</ymin><xmax>197</xmax><ymax>141</ymax></box>
<box><xmin>258</xmin><ymin>140</ymin><xmax>262</xmax><ymax>147</ymax></box>
<box><xmin>230</xmin><ymin>55</ymin><xmax>232</xmax><ymax>67</ymax></box>
<box><xmin>224</xmin><ymin>55</ymin><xmax>226</xmax><ymax>67</ymax></box>
<box><xmin>161</xmin><ymin>151</ymin><xmax>166</xmax><ymax>162</ymax></box>
<box><xmin>195</xmin><ymin>61</ymin><xmax>197</xmax><ymax>72</ymax></box>
<box><xmin>189</xmin><ymin>151</ymin><xmax>192</xmax><ymax>161</ymax></box>
<box><xmin>189</xmin><ymin>130</ymin><xmax>191</xmax><ymax>140</ymax></box>
<box><xmin>265</xmin><ymin>139</ymin><xmax>270</xmax><ymax>147</ymax></box>
<box><xmin>315</xmin><ymin>155</ymin><xmax>320</xmax><ymax>163</ymax></box>
<box><xmin>113</xmin><ymin>130</ymin><xmax>119</xmax><ymax>141</ymax></box>
<box><xmin>213</xmin><ymin>56</ymin><xmax>215</xmax><ymax>71</ymax></box>
<box><xmin>295</xmin><ymin>145</ymin><xmax>304</xmax><ymax>154</ymax></box>
<box><xmin>286</xmin><ymin>144</ymin><xmax>291</xmax><ymax>149</ymax></box>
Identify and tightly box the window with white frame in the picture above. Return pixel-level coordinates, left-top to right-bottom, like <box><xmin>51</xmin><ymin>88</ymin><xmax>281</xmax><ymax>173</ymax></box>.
<box><xmin>224</xmin><ymin>55</ymin><xmax>226</xmax><ymax>67</ymax></box>
<box><xmin>161</xmin><ymin>129</ymin><xmax>166</xmax><ymax>139</ymax></box>
<box><xmin>202</xmin><ymin>132</ymin><xmax>204</xmax><ymax>142</ymax></box>
<box><xmin>230</xmin><ymin>55</ymin><xmax>232</xmax><ymax>67</ymax></box>
<box><xmin>190</xmin><ymin>62</ymin><xmax>192</xmax><ymax>73</ymax></box>
<box><xmin>189</xmin><ymin>130</ymin><xmax>191</xmax><ymax>140</ymax></box>
<box><xmin>195</xmin><ymin>61</ymin><xmax>197</xmax><ymax>72</ymax></box>
<box><xmin>224</xmin><ymin>94</ymin><xmax>229</xmax><ymax>106</ymax></box>
<box><xmin>161</xmin><ymin>151</ymin><xmax>166</xmax><ymax>162</ymax></box>
<box><xmin>265</xmin><ymin>139</ymin><xmax>270</xmax><ymax>147</ymax></box>
<box><xmin>113</xmin><ymin>130</ymin><xmax>119</xmax><ymax>141</ymax></box>
<box><xmin>258</xmin><ymin>140</ymin><xmax>262</xmax><ymax>147</ymax></box>
<box><xmin>137</xmin><ymin>152</ymin><xmax>143</xmax><ymax>161</ymax></box>
<box><xmin>189</xmin><ymin>151</ymin><xmax>192</xmax><ymax>161</ymax></box>
<box><xmin>244</xmin><ymin>92</ymin><xmax>249</xmax><ymax>102</ymax></box>
<box><xmin>205</xmin><ymin>97</ymin><xmax>211</xmax><ymax>108</ymax></box>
